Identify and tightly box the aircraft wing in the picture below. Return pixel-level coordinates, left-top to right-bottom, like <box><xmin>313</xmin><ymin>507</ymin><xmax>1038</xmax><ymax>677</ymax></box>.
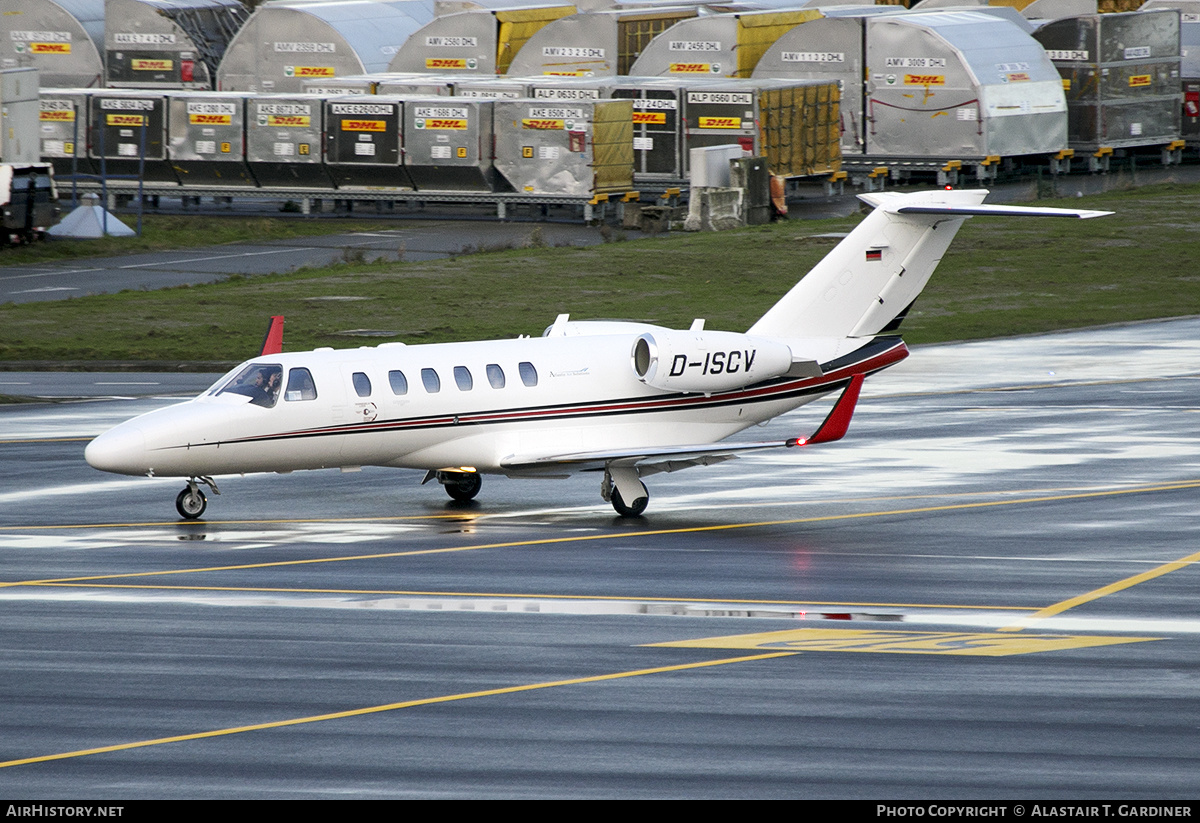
<box><xmin>501</xmin><ymin>375</ymin><xmax>863</xmax><ymax>477</ymax></box>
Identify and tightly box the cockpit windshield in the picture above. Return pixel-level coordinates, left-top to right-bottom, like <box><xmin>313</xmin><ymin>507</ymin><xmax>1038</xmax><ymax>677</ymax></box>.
<box><xmin>214</xmin><ymin>362</ymin><xmax>283</xmax><ymax>408</ymax></box>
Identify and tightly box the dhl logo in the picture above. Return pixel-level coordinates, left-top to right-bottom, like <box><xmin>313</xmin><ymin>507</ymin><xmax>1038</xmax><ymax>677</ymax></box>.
<box><xmin>632</xmin><ymin>112</ymin><xmax>666</xmax><ymax>124</ymax></box>
<box><xmin>905</xmin><ymin>74</ymin><xmax>945</xmax><ymax>86</ymax></box>
<box><xmin>424</xmin><ymin>118</ymin><xmax>467</xmax><ymax>129</ymax></box>
<box><xmin>106</xmin><ymin>114</ymin><xmax>145</xmax><ymax>126</ymax></box>
<box><xmin>1129</xmin><ymin>74</ymin><xmax>1152</xmax><ymax>88</ymax></box>
<box><xmin>1006</xmin><ymin>72</ymin><xmax>1031</xmax><ymax>82</ymax></box>
<box><xmin>522</xmin><ymin>118</ymin><xmax>564</xmax><ymax>130</ymax></box>
<box><xmin>32</xmin><ymin>42</ymin><xmax>71</xmax><ymax>54</ymax></box>
<box><xmin>669</xmin><ymin>63</ymin><xmax>710</xmax><ymax>73</ymax></box>
<box><xmin>189</xmin><ymin>114</ymin><xmax>231</xmax><ymax>125</ymax></box>
<box><xmin>295</xmin><ymin>66</ymin><xmax>335</xmax><ymax>77</ymax></box>
<box><xmin>697</xmin><ymin>116</ymin><xmax>741</xmax><ymax>129</ymax></box>
<box><xmin>341</xmin><ymin>119</ymin><xmax>386</xmax><ymax>131</ymax></box>
<box><xmin>267</xmin><ymin>115</ymin><xmax>309</xmax><ymax>127</ymax></box>
<box><xmin>426</xmin><ymin>58</ymin><xmax>467</xmax><ymax>69</ymax></box>
<box><xmin>132</xmin><ymin>59</ymin><xmax>172</xmax><ymax>71</ymax></box>
<box><xmin>544</xmin><ymin>71</ymin><xmax>584</xmax><ymax>76</ymax></box>
<box><xmin>40</xmin><ymin>110</ymin><xmax>75</xmax><ymax>121</ymax></box>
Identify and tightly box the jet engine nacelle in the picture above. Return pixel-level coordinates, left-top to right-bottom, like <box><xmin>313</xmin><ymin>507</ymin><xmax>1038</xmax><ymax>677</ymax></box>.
<box><xmin>631</xmin><ymin>330</ymin><xmax>794</xmax><ymax>393</ymax></box>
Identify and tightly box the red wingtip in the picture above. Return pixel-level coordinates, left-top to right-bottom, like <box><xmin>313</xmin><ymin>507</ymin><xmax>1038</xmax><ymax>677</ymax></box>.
<box><xmin>798</xmin><ymin>374</ymin><xmax>864</xmax><ymax>446</ymax></box>
<box><xmin>259</xmin><ymin>315</ymin><xmax>284</xmax><ymax>356</ymax></box>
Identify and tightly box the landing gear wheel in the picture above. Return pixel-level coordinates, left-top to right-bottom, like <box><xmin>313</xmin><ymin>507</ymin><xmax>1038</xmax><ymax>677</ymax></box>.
<box><xmin>444</xmin><ymin>472</ymin><xmax>482</xmax><ymax>502</ymax></box>
<box><xmin>611</xmin><ymin>483</ymin><xmax>648</xmax><ymax>517</ymax></box>
<box><xmin>176</xmin><ymin>487</ymin><xmax>207</xmax><ymax>519</ymax></box>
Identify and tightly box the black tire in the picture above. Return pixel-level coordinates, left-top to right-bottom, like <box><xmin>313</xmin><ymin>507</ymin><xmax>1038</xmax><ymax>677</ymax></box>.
<box><xmin>611</xmin><ymin>484</ymin><xmax>648</xmax><ymax>517</ymax></box>
<box><xmin>445</xmin><ymin>472</ymin><xmax>482</xmax><ymax>502</ymax></box>
<box><xmin>176</xmin><ymin>487</ymin><xmax>207</xmax><ymax>520</ymax></box>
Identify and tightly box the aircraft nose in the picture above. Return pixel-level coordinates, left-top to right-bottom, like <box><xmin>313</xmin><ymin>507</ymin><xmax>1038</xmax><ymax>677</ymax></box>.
<box><xmin>85</xmin><ymin>424</ymin><xmax>149</xmax><ymax>475</ymax></box>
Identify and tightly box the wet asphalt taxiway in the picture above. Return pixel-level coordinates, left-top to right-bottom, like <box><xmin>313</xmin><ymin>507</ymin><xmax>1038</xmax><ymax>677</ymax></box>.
<box><xmin>1</xmin><ymin>319</ymin><xmax>1199</xmax><ymax>798</ymax></box>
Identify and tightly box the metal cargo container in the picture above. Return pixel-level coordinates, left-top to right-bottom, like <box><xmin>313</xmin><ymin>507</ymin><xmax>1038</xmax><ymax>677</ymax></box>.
<box><xmin>387</xmin><ymin>5</ymin><xmax>575</xmax><ymax>75</ymax></box>
<box><xmin>1</xmin><ymin>68</ymin><xmax>41</xmax><ymax>164</ymax></box>
<box><xmin>681</xmin><ymin>78</ymin><xmax>841</xmax><ymax>178</ymax></box>
<box><xmin>245</xmin><ymin>93</ymin><xmax>332</xmax><ymax>188</ymax></box>
<box><xmin>1034</xmin><ymin>9</ymin><xmax>1181</xmax><ymax>150</ymax></box>
<box><xmin>863</xmin><ymin>11</ymin><xmax>1068</xmax><ymax>159</ymax></box>
<box><xmin>88</xmin><ymin>89</ymin><xmax>179</xmax><ymax>183</ymax></box>
<box><xmin>627</xmin><ymin>9</ymin><xmax>822</xmax><ymax>79</ymax></box>
<box><xmin>0</xmin><ymin>0</ymin><xmax>105</xmax><ymax>88</ymax></box>
<box><xmin>493</xmin><ymin>97</ymin><xmax>632</xmax><ymax>195</ymax></box>
<box><xmin>216</xmin><ymin>0</ymin><xmax>435</xmax><ymax>94</ymax></box>
<box><xmin>38</xmin><ymin>88</ymin><xmax>94</xmax><ymax>176</ymax></box>
<box><xmin>105</xmin><ymin>0</ymin><xmax>249</xmax><ymax>90</ymax></box>
<box><xmin>370</xmin><ymin>74</ymin><xmax>456</xmax><ymax>95</ymax></box>
<box><xmin>609</xmin><ymin>77</ymin><xmax>689</xmax><ymax>181</ymax></box>
<box><xmin>1021</xmin><ymin>0</ymin><xmax>1099</xmax><ymax>19</ymax></box>
<box><xmin>323</xmin><ymin>94</ymin><xmax>414</xmax><ymax>189</ymax></box>
<box><xmin>753</xmin><ymin>15</ymin><xmax>865</xmax><ymax>156</ymax></box>
<box><xmin>166</xmin><ymin>90</ymin><xmax>255</xmax><ymax>185</ymax></box>
<box><xmin>505</xmin><ymin>7</ymin><xmax>700</xmax><ymax>77</ymax></box>
<box><xmin>451</xmin><ymin>76</ymin><xmax>532</xmax><ymax>98</ymax></box>
<box><xmin>1139</xmin><ymin>1</ymin><xmax>1200</xmax><ymax>138</ymax></box>
<box><xmin>402</xmin><ymin>97</ymin><xmax>495</xmax><ymax>189</ymax></box>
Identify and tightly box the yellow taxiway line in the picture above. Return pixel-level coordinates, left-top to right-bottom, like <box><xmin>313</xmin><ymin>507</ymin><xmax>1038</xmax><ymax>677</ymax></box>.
<box><xmin>0</xmin><ymin>652</ymin><xmax>795</xmax><ymax>770</ymax></box>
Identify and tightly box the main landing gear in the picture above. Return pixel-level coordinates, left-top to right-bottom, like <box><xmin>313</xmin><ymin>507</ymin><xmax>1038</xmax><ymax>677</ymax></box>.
<box><xmin>175</xmin><ymin>476</ymin><xmax>220</xmax><ymax>520</ymax></box>
<box><xmin>602</xmin><ymin>467</ymin><xmax>649</xmax><ymax>517</ymax></box>
<box><xmin>437</xmin><ymin>470</ymin><xmax>482</xmax><ymax>502</ymax></box>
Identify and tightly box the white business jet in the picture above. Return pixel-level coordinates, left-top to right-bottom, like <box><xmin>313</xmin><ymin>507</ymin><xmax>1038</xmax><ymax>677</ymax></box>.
<box><xmin>85</xmin><ymin>189</ymin><xmax>1109</xmax><ymax>518</ymax></box>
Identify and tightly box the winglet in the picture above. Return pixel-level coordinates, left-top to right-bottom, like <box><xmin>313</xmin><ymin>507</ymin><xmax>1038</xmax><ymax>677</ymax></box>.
<box><xmin>791</xmin><ymin>373</ymin><xmax>864</xmax><ymax>447</ymax></box>
<box><xmin>259</xmin><ymin>316</ymin><xmax>284</xmax><ymax>356</ymax></box>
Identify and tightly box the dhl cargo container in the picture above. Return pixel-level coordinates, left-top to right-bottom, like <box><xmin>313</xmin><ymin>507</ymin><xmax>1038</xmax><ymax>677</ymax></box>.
<box><xmin>861</xmin><ymin>11</ymin><xmax>1068</xmax><ymax>159</ymax></box>
<box><xmin>493</xmin><ymin>97</ymin><xmax>632</xmax><ymax>195</ymax></box>
<box><xmin>1</xmin><ymin>69</ymin><xmax>40</xmax><ymax>164</ymax></box>
<box><xmin>452</xmin><ymin>76</ymin><xmax>532</xmax><ymax>98</ymax></box>
<box><xmin>1034</xmin><ymin>9</ymin><xmax>1181</xmax><ymax>150</ymax></box>
<box><xmin>387</xmin><ymin>5</ymin><xmax>575</xmax><ymax>75</ymax></box>
<box><xmin>1139</xmin><ymin>0</ymin><xmax>1200</xmax><ymax>140</ymax></box>
<box><xmin>505</xmin><ymin>7</ymin><xmax>700</xmax><ymax>76</ymax></box>
<box><xmin>245</xmin><ymin>93</ymin><xmax>332</xmax><ymax>188</ymax></box>
<box><xmin>322</xmin><ymin>94</ymin><xmax>414</xmax><ymax>189</ymax></box>
<box><xmin>609</xmin><ymin>77</ymin><xmax>689</xmax><ymax>181</ymax></box>
<box><xmin>370</xmin><ymin>74</ymin><xmax>456</xmax><ymax>96</ymax></box>
<box><xmin>166</xmin><ymin>90</ymin><xmax>256</xmax><ymax>185</ymax></box>
<box><xmin>0</xmin><ymin>0</ymin><xmax>105</xmax><ymax>88</ymax></box>
<box><xmin>681</xmin><ymin>78</ymin><xmax>841</xmax><ymax>178</ymax></box>
<box><xmin>105</xmin><ymin>0</ymin><xmax>249</xmax><ymax>90</ymax></box>
<box><xmin>88</xmin><ymin>89</ymin><xmax>179</xmax><ymax>183</ymax></box>
<box><xmin>38</xmin><ymin>88</ymin><xmax>95</xmax><ymax>176</ymax></box>
<box><xmin>1020</xmin><ymin>0</ymin><xmax>1100</xmax><ymax>20</ymax></box>
<box><xmin>402</xmin><ymin>97</ymin><xmax>495</xmax><ymax>190</ymax></box>
<box><xmin>216</xmin><ymin>0</ymin><xmax>434</xmax><ymax>94</ymax></box>
<box><xmin>627</xmin><ymin>8</ymin><xmax>822</xmax><ymax>79</ymax></box>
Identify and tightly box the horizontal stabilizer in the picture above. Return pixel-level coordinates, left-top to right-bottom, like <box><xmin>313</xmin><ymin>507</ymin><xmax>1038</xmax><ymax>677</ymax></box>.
<box><xmin>894</xmin><ymin>203</ymin><xmax>1112</xmax><ymax>220</ymax></box>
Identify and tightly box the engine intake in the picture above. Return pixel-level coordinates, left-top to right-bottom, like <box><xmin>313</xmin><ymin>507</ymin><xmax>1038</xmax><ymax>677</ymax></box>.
<box><xmin>631</xmin><ymin>330</ymin><xmax>794</xmax><ymax>393</ymax></box>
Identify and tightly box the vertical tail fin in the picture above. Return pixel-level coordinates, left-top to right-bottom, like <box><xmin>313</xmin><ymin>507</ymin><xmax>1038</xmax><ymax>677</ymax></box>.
<box><xmin>748</xmin><ymin>189</ymin><xmax>1110</xmax><ymax>341</ymax></box>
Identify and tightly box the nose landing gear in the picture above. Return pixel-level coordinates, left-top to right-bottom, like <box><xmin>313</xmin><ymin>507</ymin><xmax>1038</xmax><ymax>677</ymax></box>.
<box><xmin>175</xmin><ymin>476</ymin><xmax>220</xmax><ymax>520</ymax></box>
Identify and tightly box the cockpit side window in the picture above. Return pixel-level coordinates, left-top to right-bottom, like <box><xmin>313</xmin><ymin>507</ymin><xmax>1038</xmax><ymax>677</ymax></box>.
<box><xmin>215</xmin><ymin>362</ymin><xmax>283</xmax><ymax>408</ymax></box>
<box><xmin>284</xmin><ymin>367</ymin><xmax>318</xmax><ymax>402</ymax></box>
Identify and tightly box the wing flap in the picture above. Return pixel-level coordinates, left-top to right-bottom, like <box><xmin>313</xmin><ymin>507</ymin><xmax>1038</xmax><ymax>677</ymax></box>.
<box><xmin>501</xmin><ymin>375</ymin><xmax>864</xmax><ymax>476</ymax></box>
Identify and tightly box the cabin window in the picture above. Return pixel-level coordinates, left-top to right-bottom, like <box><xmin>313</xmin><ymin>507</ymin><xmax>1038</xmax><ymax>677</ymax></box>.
<box><xmin>284</xmin><ymin>367</ymin><xmax>317</xmax><ymax>402</ymax></box>
<box><xmin>421</xmin><ymin>368</ymin><xmax>441</xmax><ymax>393</ymax></box>
<box><xmin>486</xmin><ymin>364</ymin><xmax>505</xmax><ymax>389</ymax></box>
<box><xmin>519</xmin><ymin>361</ymin><xmax>538</xmax><ymax>387</ymax></box>
<box><xmin>352</xmin><ymin>372</ymin><xmax>372</xmax><ymax>398</ymax></box>
<box><xmin>454</xmin><ymin>366</ymin><xmax>473</xmax><ymax>391</ymax></box>
<box><xmin>388</xmin><ymin>370</ymin><xmax>408</xmax><ymax>395</ymax></box>
<box><xmin>216</xmin><ymin>362</ymin><xmax>283</xmax><ymax>408</ymax></box>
